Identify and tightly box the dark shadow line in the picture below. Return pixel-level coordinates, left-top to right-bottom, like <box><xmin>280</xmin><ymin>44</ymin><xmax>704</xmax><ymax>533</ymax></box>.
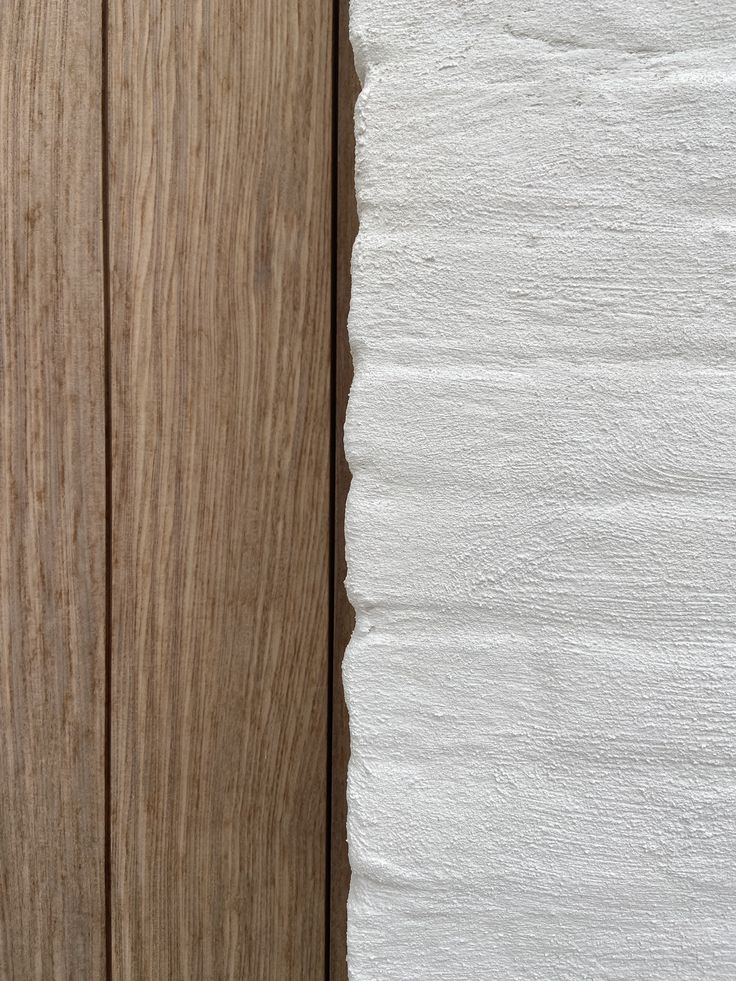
<box><xmin>100</xmin><ymin>0</ymin><xmax>113</xmax><ymax>977</ymax></box>
<box><xmin>326</xmin><ymin>0</ymin><xmax>341</xmax><ymax>976</ymax></box>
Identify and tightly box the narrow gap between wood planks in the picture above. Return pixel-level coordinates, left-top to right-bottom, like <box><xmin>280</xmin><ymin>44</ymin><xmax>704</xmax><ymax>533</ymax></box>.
<box><xmin>100</xmin><ymin>0</ymin><xmax>113</xmax><ymax>977</ymax></box>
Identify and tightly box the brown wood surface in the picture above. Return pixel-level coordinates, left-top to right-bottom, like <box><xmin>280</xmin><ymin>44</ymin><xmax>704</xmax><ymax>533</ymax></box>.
<box><xmin>107</xmin><ymin>0</ymin><xmax>333</xmax><ymax>976</ymax></box>
<box><xmin>330</xmin><ymin>0</ymin><xmax>360</xmax><ymax>977</ymax></box>
<box><xmin>0</xmin><ymin>1</ymin><xmax>107</xmax><ymax>977</ymax></box>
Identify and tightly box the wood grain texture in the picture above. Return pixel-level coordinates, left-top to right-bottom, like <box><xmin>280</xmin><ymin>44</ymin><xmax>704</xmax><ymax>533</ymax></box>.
<box><xmin>108</xmin><ymin>0</ymin><xmax>333</xmax><ymax>977</ymax></box>
<box><xmin>331</xmin><ymin>0</ymin><xmax>360</xmax><ymax>976</ymax></box>
<box><xmin>0</xmin><ymin>1</ymin><xmax>106</xmax><ymax>977</ymax></box>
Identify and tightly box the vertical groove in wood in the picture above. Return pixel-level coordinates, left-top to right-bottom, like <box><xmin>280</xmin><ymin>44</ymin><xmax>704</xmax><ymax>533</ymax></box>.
<box><xmin>108</xmin><ymin>0</ymin><xmax>333</xmax><ymax>976</ymax></box>
<box><xmin>100</xmin><ymin>0</ymin><xmax>114</xmax><ymax>974</ymax></box>
<box><xmin>0</xmin><ymin>1</ymin><xmax>107</xmax><ymax>977</ymax></box>
<box><xmin>330</xmin><ymin>0</ymin><xmax>360</xmax><ymax>975</ymax></box>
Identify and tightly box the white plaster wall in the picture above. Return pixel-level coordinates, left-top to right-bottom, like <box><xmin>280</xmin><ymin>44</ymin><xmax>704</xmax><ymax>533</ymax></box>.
<box><xmin>344</xmin><ymin>2</ymin><xmax>736</xmax><ymax>978</ymax></box>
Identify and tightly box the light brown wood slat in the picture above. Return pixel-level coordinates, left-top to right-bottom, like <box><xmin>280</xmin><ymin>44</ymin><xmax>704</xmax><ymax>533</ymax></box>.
<box><xmin>330</xmin><ymin>0</ymin><xmax>360</xmax><ymax>976</ymax></box>
<box><xmin>0</xmin><ymin>2</ymin><xmax>106</xmax><ymax>978</ymax></box>
<box><xmin>107</xmin><ymin>1</ymin><xmax>333</xmax><ymax>977</ymax></box>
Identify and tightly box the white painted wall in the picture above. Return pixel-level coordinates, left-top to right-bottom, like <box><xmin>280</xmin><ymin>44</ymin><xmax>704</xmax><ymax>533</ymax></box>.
<box><xmin>344</xmin><ymin>2</ymin><xmax>736</xmax><ymax>978</ymax></box>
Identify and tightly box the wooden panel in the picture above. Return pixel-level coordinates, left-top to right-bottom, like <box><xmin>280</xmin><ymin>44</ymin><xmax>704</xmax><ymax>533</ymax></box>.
<box><xmin>108</xmin><ymin>0</ymin><xmax>333</xmax><ymax>977</ymax></box>
<box><xmin>330</xmin><ymin>0</ymin><xmax>360</xmax><ymax>976</ymax></box>
<box><xmin>0</xmin><ymin>1</ymin><xmax>106</xmax><ymax>977</ymax></box>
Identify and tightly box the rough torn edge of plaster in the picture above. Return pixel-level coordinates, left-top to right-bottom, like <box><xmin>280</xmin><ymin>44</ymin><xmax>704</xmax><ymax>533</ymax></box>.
<box><xmin>341</xmin><ymin>2</ymin><xmax>382</xmax><ymax>972</ymax></box>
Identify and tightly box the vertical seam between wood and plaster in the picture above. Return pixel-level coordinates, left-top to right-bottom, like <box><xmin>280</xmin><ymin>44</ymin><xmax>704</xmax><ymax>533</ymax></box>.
<box><xmin>327</xmin><ymin>0</ymin><xmax>341</xmax><ymax>975</ymax></box>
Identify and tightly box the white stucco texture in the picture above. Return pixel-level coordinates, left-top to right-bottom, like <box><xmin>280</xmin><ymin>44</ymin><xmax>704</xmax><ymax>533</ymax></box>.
<box><xmin>343</xmin><ymin>2</ymin><xmax>736</xmax><ymax>979</ymax></box>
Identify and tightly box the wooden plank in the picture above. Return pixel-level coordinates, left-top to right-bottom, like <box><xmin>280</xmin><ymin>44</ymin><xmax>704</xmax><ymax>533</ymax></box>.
<box><xmin>107</xmin><ymin>1</ymin><xmax>333</xmax><ymax>977</ymax></box>
<box><xmin>330</xmin><ymin>0</ymin><xmax>360</xmax><ymax>976</ymax></box>
<box><xmin>0</xmin><ymin>1</ymin><xmax>106</xmax><ymax>977</ymax></box>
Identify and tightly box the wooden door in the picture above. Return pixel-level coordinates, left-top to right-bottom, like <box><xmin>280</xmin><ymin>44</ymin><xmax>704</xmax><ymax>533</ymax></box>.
<box><xmin>0</xmin><ymin>0</ymin><xmax>352</xmax><ymax>976</ymax></box>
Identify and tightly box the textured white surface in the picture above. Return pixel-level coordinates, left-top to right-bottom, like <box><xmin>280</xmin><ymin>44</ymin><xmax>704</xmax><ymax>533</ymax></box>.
<box><xmin>344</xmin><ymin>3</ymin><xmax>736</xmax><ymax>978</ymax></box>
